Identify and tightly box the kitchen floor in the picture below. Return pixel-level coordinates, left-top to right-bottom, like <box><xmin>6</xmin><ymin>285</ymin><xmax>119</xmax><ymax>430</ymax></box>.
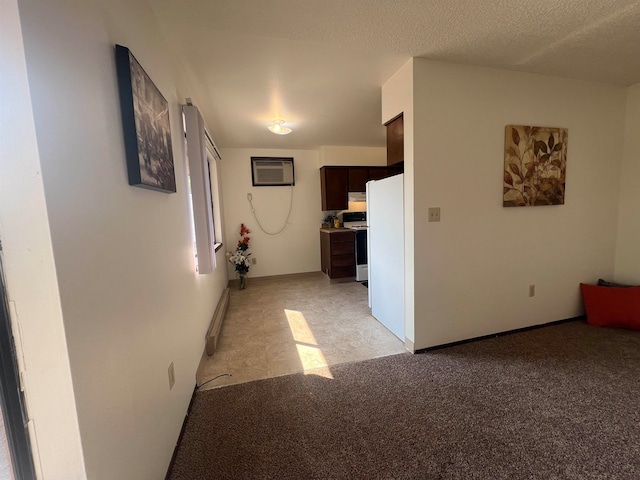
<box><xmin>197</xmin><ymin>272</ymin><xmax>407</xmax><ymax>391</ymax></box>
<box><xmin>0</xmin><ymin>405</ymin><xmax>12</xmax><ymax>480</ymax></box>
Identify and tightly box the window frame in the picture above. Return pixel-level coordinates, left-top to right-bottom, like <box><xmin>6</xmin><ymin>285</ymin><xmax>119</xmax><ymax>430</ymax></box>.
<box><xmin>183</xmin><ymin>105</ymin><xmax>223</xmax><ymax>274</ymax></box>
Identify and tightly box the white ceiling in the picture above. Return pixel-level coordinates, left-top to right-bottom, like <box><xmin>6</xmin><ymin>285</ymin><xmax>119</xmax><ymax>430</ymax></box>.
<box><xmin>149</xmin><ymin>0</ymin><xmax>640</xmax><ymax>149</ymax></box>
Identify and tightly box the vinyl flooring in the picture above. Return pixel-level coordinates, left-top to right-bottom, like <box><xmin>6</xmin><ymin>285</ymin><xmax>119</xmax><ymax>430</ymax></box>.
<box><xmin>196</xmin><ymin>272</ymin><xmax>407</xmax><ymax>390</ymax></box>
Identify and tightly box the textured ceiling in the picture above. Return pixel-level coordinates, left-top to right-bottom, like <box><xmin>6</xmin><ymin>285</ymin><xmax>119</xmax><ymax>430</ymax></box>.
<box><xmin>149</xmin><ymin>0</ymin><xmax>640</xmax><ymax>149</ymax></box>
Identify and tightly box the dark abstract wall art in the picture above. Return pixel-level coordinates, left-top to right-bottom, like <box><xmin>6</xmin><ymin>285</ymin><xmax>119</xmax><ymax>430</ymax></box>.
<box><xmin>116</xmin><ymin>45</ymin><xmax>176</xmax><ymax>193</ymax></box>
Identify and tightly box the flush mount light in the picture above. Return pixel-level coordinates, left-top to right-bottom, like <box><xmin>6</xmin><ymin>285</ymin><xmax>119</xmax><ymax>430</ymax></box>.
<box><xmin>267</xmin><ymin>119</ymin><xmax>292</xmax><ymax>135</ymax></box>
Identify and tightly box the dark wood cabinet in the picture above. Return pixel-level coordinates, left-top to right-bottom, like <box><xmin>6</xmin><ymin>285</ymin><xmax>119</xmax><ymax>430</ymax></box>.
<box><xmin>389</xmin><ymin>165</ymin><xmax>403</xmax><ymax>177</ymax></box>
<box><xmin>386</xmin><ymin>113</ymin><xmax>404</xmax><ymax>166</ymax></box>
<box><xmin>348</xmin><ymin>167</ymin><xmax>369</xmax><ymax>192</ymax></box>
<box><xmin>320</xmin><ymin>229</ymin><xmax>355</xmax><ymax>279</ymax></box>
<box><xmin>320</xmin><ymin>167</ymin><xmax>348</xmax><ymax>210</ymax></box>
<box><xmin>320</xmin><ymin>165</ymin><xmax>404</xmax><ymax>211</ymax></box>
<box><xmin>368</xmin><ymin>168</ymin><xmax>389</xmax><ymax>181</ymax></box>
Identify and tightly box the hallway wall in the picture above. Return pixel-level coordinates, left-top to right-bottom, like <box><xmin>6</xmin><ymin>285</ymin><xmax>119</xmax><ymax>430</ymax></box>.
<box><xmin>15</xmin><ymin>1</ymin><xmax>229</xmax><ymax>478</ymax></box>
<box><xmin>0</xmin><ymin>0</ymin><xmax>85</xmax><ymax>476</ymax></box>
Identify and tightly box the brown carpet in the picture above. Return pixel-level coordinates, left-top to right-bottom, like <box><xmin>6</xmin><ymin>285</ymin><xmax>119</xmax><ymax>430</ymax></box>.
<box><xmin>168</xmin><ymin>320</ymin><xmax>640</xmax><ymax>479</ymax></box>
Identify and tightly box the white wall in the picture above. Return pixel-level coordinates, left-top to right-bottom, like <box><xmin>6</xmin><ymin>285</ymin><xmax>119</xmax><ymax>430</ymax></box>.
<box><xmin>614</xmin><ymin>82</ymin><xmax>640</xmax><ymax>284</ymax></box>
<box><xmin>0</xmin><ymin>1</ymin><xmax>85</xmax><ymax>477</ymax></box>
<box><xmin>16</xmin><ymin>1</ymin><xmax>228</xmax><ymax>478</ymax></box>
<box><xmin>410</xmin><ymin>59</ymin><xmax>626</xmax><ymax>349</ymax></box>
<box><xmin>381</xmin><ymin>59</ymin><xmax>415</xmax><ymax>349</ymax></box>
<box><xmin>319</xmin><ymin>145</ymin><xmax>386</xmax><ymax>166</ymax></box>
<box><xmin>220</xmin><ymin>149</ymin><xmax>322</xmax><ymax>278</ymax></box>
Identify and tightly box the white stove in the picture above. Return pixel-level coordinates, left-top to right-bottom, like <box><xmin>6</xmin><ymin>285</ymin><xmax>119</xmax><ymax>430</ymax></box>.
<box><xmin>342</xmin><ymin>212</ymin><xmax>368</xmax><ymax>282</ymax></box>
<box><xmin>344</xmin><ymin>224</ymin><xmax>368</xmax><ymax>230</ymax></box>
<box><xmin>343</xmin><ymin>211</ymin><xmax>367</xmax><ymax>228</ymax></box>
<box><xmin>343</xmin><ymin>222</ymin><xmax>369</xmax><ymax>230</ymax></box>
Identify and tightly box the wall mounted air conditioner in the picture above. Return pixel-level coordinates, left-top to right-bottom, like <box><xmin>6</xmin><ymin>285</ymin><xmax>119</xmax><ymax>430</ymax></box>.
<box><xmin>251</xmin><ymin>157</ymin><xmax>295</xmax><ymax>186</ymax></box>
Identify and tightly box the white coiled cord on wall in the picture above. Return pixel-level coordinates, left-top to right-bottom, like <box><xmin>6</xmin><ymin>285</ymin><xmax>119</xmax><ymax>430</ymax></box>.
<box><xmin>247</xmin><ymin>186</ymin><xmax>294</xmax><ymax>236</ymax></box>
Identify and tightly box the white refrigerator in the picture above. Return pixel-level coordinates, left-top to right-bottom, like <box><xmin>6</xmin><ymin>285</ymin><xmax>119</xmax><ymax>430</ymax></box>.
<box><xmin>366</xmin><ymin>174</ymin><xmax>404</xmax><ymax>340</ymax></box>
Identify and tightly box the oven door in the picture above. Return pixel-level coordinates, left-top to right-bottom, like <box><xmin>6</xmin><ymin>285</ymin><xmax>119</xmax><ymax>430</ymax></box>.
<box><xmin>354</xmin><ymin>229</ymin><xmax>368</xmax><ymax>281</ymax></box>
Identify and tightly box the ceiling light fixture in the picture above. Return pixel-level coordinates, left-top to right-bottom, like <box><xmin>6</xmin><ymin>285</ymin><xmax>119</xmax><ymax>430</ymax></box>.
<box><xmin>267</xmin><ymin>119</ymin><xmax>292</xmax><ymax>135</ymax></box>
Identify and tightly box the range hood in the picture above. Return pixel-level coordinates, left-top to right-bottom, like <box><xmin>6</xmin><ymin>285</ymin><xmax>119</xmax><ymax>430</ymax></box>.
<box><xmin>348</xmin><ymin>192</ymin><xmax>366</xmax><ymax>202</ymax></box>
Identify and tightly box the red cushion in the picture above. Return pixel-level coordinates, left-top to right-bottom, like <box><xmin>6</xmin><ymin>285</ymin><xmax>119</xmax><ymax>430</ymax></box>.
<box><xmin>580</xmin><ymin>283</ymin><xmax>640</xmax><ymax>330</ymax></box>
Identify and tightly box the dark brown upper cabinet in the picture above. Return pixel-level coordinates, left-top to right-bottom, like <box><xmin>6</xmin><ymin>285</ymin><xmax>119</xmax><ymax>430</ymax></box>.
<box><xmin>386</xmin><ymin>113</ymin><xmax>404</xmax><ymax>166</ymax></box>
<box><xmin>348</xmin><ymin>167</ymin><xmax>369</xmax><ymax>192</ymax></box>
<box><xmin>320</xmin><ymin>166</ymin><xmax>349</xmax><ymax>210</ymax></box>
<box><xmin>368</xmin><ymin>168</ymin><xmax>389</xmax><ymax>181</ymax></box>
<box><xmin>320</xmin><ymin>165</ymin><xmax>404</xmax><ymax>211</ymax></box>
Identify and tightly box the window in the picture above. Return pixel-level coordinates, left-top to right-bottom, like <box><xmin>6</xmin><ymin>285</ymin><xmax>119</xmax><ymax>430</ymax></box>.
<box><xmin>205</xmin><ymin>143</ymin><xmax>223</xmax><ymax>251</ymax></box>
<box><xmin>183</xmin><ymin>104</ymin><xmax>224</xmax><ymax>274</ymax></box>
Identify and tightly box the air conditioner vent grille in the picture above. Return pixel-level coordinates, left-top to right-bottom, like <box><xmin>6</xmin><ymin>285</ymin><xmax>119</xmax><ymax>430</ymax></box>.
<box><xmin>251</xmin><ymin>157</ymin><xmax>295</xmax><ymax>186</ymax></box>
<box><xmin>257</xmin><ymin>168</ymin><xmax>284</xmax><ymax>183</ymax></box>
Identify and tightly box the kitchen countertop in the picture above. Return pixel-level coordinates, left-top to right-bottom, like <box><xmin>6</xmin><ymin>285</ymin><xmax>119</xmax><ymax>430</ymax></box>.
<box><xmin>319</xmin><ymin>227</ymin><xmax>353</xmax><ymax>233</ymax></box>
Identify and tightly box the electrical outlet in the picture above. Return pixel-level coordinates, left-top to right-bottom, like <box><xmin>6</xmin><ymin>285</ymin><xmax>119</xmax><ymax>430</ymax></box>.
<box><xmin>428</xmin><ymin>207</ymin><xmax>441</xmax><ymax>222</ymax></box>
<box><xmin>250</xmin><ymin>257</ymin><xmax>257</xmax><ymax>265</ymax></box>
<box><xmin>168</xmin><ymin>362</ymin><xmax>175</xmax><ymax>390</ymax></box>
<box><xmin>529</xmin><ymin>284</ymin><xmax>535</xmax><ymax>297</ymax></box>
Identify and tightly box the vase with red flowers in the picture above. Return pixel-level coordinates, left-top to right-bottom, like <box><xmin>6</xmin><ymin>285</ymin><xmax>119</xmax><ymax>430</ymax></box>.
<box><xmin>227</xmin><ymin>223</ymin><xmax>252</xmax><ymax>289</ymax></box>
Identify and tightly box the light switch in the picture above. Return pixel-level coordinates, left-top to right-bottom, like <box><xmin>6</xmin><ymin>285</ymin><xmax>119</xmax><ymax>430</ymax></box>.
<box><xmin>428</xmin><ymin>207</ymin><xmax>441</xmax><ymax>222</ymax></box>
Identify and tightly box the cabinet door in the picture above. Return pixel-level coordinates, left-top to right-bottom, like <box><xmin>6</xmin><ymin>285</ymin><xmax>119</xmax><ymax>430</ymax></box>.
<box><xmin>368</xmin><ymin>167</ymin><xmax>389</xmax><ymax>181</ymax></box>
<box><xmin>348</xmin><ymin>167</ymin><xmax>368</xmax><ymax>192</ymax></box>
<box><xmin>330</xmin><ymin>230</ymin><xmax>355</xmax><ymax>245</ymax></box>
<box><xmin>320</xmin><ymin>167</ymin><xmax>348</xmax><ymax>210</ymax></box>
<box><xmin>320</xmin><ymin>231</ymin><xmax>331</xmax><ymax>275</ymax></box>
<box><xmin>329</xmin><ymin>231</ymin><xmax>355</xmax><ymax>278</ymax></box>
<box><xmin>331</xmin><ymin>265</ymin><xmax>356</xmax><ymax>278</ymax></box>
<box><xmin>331</xmin><ymin>254</ymin><xmax>355</xmax><ymax>268</ymax></box>
<box><xmin>386</xmin><ymin>114</ymin><xmax>404</xmax><ymax>166</ymax></box>
<box><xmin>389</xmin><ymin>165</ymin><xmax>403</xmax><ymax>176</ymax></box>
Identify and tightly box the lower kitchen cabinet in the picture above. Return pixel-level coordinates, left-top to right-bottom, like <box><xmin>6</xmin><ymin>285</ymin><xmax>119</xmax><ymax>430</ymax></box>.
<box><xmin>320</xmin><ymin>229</ymin><xmax>355</xmax><ymax>279</ymax></box>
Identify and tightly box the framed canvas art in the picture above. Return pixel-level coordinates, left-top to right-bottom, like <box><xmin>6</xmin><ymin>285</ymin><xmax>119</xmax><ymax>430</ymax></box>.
<box><xmin>115</xmin><ymin>44</ymin><xmax>176</xmax><ymax>193</ymax></box>
<box><xmin>503</xmin><ymin>125</ymin><xmax>568</xmax><ymax>207</ymax></box>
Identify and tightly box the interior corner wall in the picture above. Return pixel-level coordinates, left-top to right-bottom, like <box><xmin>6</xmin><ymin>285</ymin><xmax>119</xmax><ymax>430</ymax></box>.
<box><xmin>381</xmin><ymin>58</ymin><xmax>415</xmax><ymax>347</ymax></box>
<box><xmin>411</xmin><ymin>59</ymin><xmax>626</xmax><ymax>349</ymax></box>
<box><xmin>220</xmin><ymin>148</ymin><xmax>322</xmax><ymax>278</ymax></box>
<box><xmin>0</xmin><ymin>1</ymin><xmax>85</xmax><ymax>477</ymax></box>
<box><xmin>318</xmin><ymin>146</ymin><xmax>386</xmax><ymax>167</ymax></box>
<box><xmin>614</xmin><ymin>82</ymin><xmax>640</xmax><ymax>283</ymax></box>
<box><xmin>16</xmin><ymin>1</ymin><xmax>228</xmax><ymax>479</ymax></box>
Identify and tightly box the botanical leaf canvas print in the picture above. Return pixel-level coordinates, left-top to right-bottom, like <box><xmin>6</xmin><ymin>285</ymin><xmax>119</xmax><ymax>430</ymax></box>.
<box><xmin>503</xmin><ymin>125</ymin><xmax>568</xmax><ymax>207</ymax></box>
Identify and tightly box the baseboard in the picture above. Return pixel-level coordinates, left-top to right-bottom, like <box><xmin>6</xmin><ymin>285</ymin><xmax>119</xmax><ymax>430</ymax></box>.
<box><xmin>228</xmin><ymin>271</ymin><xmax>323</xmax><ymax>287</ymax></box>
<box><xmin>165</xmin><ymin>385</ymin><xmax>197</xmax><ymax>480</ymax></box>
<box><xmin>404</xmin><ymin>338</ymin><xmax>415</xmax><ymax>353</ymax></box>
<box><xmin>205</xmin><ymin>288</ymin><xmax>230</xmax><ymax>356</ymax></box>
<box><xmin>415</xmin><ymin>316</ymin><xmax>584</xmax><ymax>354</ymax></box>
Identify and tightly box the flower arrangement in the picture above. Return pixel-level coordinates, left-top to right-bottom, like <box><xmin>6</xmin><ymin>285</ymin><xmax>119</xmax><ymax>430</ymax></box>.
<box><xmin>228</xmin><ymin>223</ymin><xmax>252</xmax><ymax>279</ymax></box>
